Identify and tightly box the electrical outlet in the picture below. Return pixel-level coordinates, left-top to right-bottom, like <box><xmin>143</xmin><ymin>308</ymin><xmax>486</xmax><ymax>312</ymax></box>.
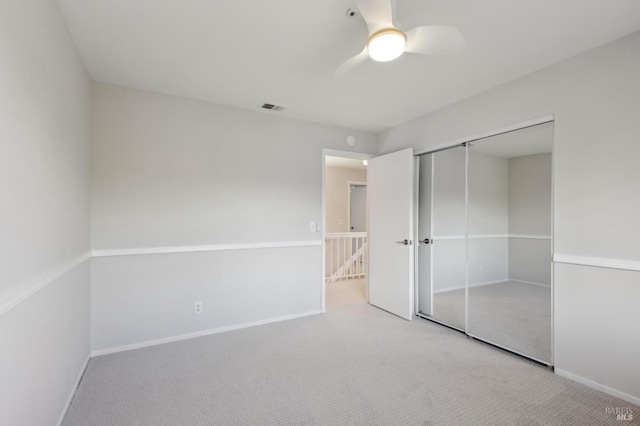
<box><xmin>194</xmin><ymin>301</ymin><xmax>203</xmax><ymax>314</ymax></box>
<box><xmin>309</xmin><ymin>221</ymin><xmax>317</xmax><ymax>232</ymax></box>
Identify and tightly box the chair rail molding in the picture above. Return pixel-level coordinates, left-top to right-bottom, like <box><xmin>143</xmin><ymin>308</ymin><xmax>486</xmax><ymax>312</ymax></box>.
<box><xmin>553</xmin><ymin>254</ymin><xmax>640</xmax><ymax>272</ymax></box>
<box><xmin>1</xmin><ymin>240</ymin><xmax>324</xmax><ymax>316</ymax></box>
<box><xmin>432</xmin><ymin>234</ymin><xmax>551</xmax><ymax>240</ymax></box>
<box><xmin>91</xmin><ymin>240</ymin><xmax>323</xmax><ymax>258</ymax></box>
<box><xmin>0</xmin><ymin>252</ymin><xmax>91</xmax><ymax>317</ymax></box>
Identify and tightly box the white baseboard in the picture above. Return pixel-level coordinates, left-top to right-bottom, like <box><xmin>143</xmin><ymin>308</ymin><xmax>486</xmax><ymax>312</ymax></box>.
<box><xmin>510</xmin><ymin>279</ymin><xmax>551</xmax><ymax>288</ymax></box>
<box><xmin>434</xmin><ymin>279</ymin><xmax>508</xmax><ymax>294</ymax></box>
<box><xmin>91</xmin><ymin>310</ymin><xmax>323</xmax><ymax>357</ymax></box>
<box><xmin>57</xmin><ymin>354</ymin><xmax>90</xmax><ymax>426</ymax></box>
<box><xmin>434</xmin><ymin>279</ymin><xmax>552</xmax><ymax>293</ymax></box>
<box><xmin>555</xmin><ymin>369</ymin><xmax>640</xmax><ymax>407</ymax></box>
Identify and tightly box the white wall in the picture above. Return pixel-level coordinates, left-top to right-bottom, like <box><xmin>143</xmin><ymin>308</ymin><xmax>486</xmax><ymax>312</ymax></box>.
<box><xmin>432</xmin><ymin>148</ymin><xmax>466</xmax><ymax>237</ymax></box>
<box><xmin>91</xmin><ymin>248</ymin><xmax>320</xmax><ymax>352</ymax></box>
<box><xmin>431</xmin><ymin>148</ymin><xmax>466</xmax><ymax>292</ymax></box>
<box><xmin>90</xmin><ymin>83</ymin><xmax>376</xmax><ymax>352</ymax></box>
<box><xmin>378</xmin><ymin>31</ymin><xmax>640</xmax><ymax>403</ymax></box>
<box><xmin>0</xmin><ymin>0</ymin><xmax>91</xmax><ymax>424</ymax></box>
<box><xmin>508</xmin><ymin>153</ymin><xmax>552</xmax><ymax>285</ymax></box>
<box><xmin>1</xmin><ymin>264</ymin><xmax>90</xmax><ymax>426</ymax></box>
<box><xmin>325</xmin><ymin>166</ymin><xmax>367</xmax><ymax>233</ymax></box>
<box><xmin>430</xmin><ymin>149</ymin><xmax>509</xmax><ymax>292</ymax></box>
<box><xmin>468</xmin><ymin>151</ymin><xmax>509</xmax><ymax>236</ymax></box>
<box><xmin>508</xmin><ymin>154</ymin><xmax>552</xmax><ymax>236</ymax></box>
<box><xmin>468</xmin><ymin>151</ymin><xmax>509</xmax><ymax>286</ymax></box>
<box><xmin>433</xmin><ymin>150</ymin><xmax>551</xmax><ymax>289</ymax></box>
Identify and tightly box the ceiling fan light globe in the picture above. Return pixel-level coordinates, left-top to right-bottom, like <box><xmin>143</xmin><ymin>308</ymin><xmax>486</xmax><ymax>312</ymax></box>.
<box><xmin>367</xmin><ymin>29</ymin><xmax>406</xmax><ymax>62</ymax></box>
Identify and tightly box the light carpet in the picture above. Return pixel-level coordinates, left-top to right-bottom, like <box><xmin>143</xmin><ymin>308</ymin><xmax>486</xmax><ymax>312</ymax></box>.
<box><xmin>431</xmin><ymin>281</ymin><xmax>551</xmax><ymax>363</ymax></box>
<box><xmin>326</xmin><ymin>278</ymin><xmax>367</xmax><ymax>309</ymax></box>
<box><xmin>63</xmin><ymin>302</ymin><xmax>637</xmax><ymax>425</ymax></box>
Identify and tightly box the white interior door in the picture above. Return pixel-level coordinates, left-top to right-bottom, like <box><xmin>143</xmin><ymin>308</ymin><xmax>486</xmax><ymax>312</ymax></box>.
<box><xmin>349</xmin><ymin>185</ymin><xmax>367</xmax><ymax>232</ymax></box>
<box><xmin>368</xmin><ymin>148</ymin><xmax>414</xmax><ymax>320</ymax></box>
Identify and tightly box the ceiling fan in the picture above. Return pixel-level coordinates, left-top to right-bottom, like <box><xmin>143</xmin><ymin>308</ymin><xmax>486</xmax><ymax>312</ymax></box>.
<box><xmin>335</xmin><ymin>0</ymin><xmax>465</xmax><ymax>77</ymax></box>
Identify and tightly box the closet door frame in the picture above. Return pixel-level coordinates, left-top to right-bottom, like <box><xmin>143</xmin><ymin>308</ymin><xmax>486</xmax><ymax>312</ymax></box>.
<box><xmin>413</xmin><ymin>114</ymin><xmax>555</xmax><ymax>367</ymax></box>
<box><xmin>415</xmin><ymin>145</ymin><xmax>468</xmax><ymax>332</ymax></box>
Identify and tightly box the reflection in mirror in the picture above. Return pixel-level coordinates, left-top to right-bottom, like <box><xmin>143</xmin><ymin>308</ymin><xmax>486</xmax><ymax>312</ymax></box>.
<box><xmin>416</xmin><ymin>146</ymin><xmax>467</xmax><ymax>330</ymax></box>
<box><xmin>416</xmin><ymin>154</ymin><xmax>433</xmax><ymax>318</ymax></box>
<box><xmin>467</xmin><ymin>122</ymin><xmax>553</xmax><ymax>363</ymax></box>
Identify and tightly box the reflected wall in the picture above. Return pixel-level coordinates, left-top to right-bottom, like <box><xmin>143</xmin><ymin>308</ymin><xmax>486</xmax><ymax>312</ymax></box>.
<box><xmin>416</xmin><ymin>121</ymin><xmax>553</xmax><ymax>364</ymax></box>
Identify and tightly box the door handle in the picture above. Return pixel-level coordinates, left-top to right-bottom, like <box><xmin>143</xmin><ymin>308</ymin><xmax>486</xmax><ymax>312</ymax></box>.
<box><xmin>419</xmin><ymin>238</ymin><xmax>432</xmax><ymax>244</ymax></box>
<box><xmin>395</xmin><ymin>239</ymin><xmax>412</xmax><ymax>245</ymax></box>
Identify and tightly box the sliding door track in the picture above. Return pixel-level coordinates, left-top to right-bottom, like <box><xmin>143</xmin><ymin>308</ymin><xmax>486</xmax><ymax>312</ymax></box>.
<box><xmin>416</xmin><ymin>312</ymin><xmax>553</xmax><ymax>370</ymax></box>
<box><xmin>416</xmin><ymin>312</ymin><xmax>465</xmax><ymax>333</ymax></box>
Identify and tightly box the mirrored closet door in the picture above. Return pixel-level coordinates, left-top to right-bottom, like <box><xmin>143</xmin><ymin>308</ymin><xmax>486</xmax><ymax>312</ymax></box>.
<box><xmin>415</xmin><ymin>121</ymin><xmax>553</xmax><ymax>365</ymax></box>
<box><xmin>467</xmin><ymin>123</ymin><xmax>553</xmax><ymax>363</ymax></box>
<box><xmin>416</xmin><ymin>145</ymin><xmax>467</xmax><ymax>331</ymax></box>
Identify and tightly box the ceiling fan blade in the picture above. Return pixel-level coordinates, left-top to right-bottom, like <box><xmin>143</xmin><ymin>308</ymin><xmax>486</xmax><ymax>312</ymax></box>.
<box><xmin>390</xmin><ymin>0</ymin><xmax>402</xmax><ymax>28</ymax></box>
<box><xmin>356</xmin><ymin>0</ymin><xmax>394</xmax><ymax>36</ymax></box>
<box><xmin>334</xmin><ymin>47</ymin><xmax>369</xmax><ymax>78</ymax></box>
<box><xmin>404</xmin><ymin>25</ymin><xmax>466</xmax><ymax>55</ymax></box>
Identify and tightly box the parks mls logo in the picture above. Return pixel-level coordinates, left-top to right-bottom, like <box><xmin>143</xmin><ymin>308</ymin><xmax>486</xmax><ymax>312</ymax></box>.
<box><xmin>605</xmin><ymin>407</ymin><xmax>633</xmax><ymax>421</ymax></box>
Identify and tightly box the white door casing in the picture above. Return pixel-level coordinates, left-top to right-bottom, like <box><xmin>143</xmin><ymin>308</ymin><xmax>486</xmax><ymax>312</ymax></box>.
<box><xmin>368</xmin><ymin>148</ymin><xmax>414</xmax><ymax>320</ymax></box>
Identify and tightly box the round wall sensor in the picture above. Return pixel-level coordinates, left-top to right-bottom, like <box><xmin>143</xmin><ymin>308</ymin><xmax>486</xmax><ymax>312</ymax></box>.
<box><xmin>346</xmin><ymin>135</ymin><xmax>356</xmax><ymax>146</ymax></box>
<box><xmin>346</xmin><ymin>8</ymin><xmax>358</xmax><ymax>18</ymax></box>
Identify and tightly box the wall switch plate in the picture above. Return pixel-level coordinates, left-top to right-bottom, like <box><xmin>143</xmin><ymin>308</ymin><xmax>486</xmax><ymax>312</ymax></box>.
<box><xmin>194</xmin><ymin>301</ymin><xmax>203</xmax><ymax>314</ymax></box>
<box><xmin>309</xmin><ymin>221</ymin><xmax>317</xmax><ymax>232</ymax></box>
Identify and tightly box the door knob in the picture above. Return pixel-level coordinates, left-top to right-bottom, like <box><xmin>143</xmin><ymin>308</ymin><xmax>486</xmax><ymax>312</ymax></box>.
<box><xmin>395</xmin><ymin>239</ymin><xmax>411</xmax><ymax>245</ymax></box>
<box><xmin>419</xmin><ymin>238</ymin><xmax>432</xmax><ymax>244</ymax></box>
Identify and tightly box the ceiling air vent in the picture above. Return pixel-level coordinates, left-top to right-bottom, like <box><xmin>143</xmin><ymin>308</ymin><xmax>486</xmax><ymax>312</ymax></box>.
<box><xmin>260</xmin><ymin>103</ymin><xmax>285</xmax><ymax>112</ymax></box>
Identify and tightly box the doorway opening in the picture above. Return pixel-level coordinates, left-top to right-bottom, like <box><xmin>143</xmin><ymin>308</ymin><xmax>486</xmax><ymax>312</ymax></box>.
<box><xmin>323</xmin><ymin>154</ymin><xmax>368</xmax><ymax>310</ymax></box>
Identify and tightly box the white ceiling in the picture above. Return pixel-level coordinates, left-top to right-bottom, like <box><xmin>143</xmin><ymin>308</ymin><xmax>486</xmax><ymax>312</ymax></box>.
<box><xmin>55</xmin><ymin>0</ymin><xmax>640</xmax><ymax>132</ymax></box>
<box><xmin>470</xmin><ymin>122</ymin><xmax>553</xmax><ymax>158</ymax></box>
<box><xmin>326</xmin><ymin>156</ymin><xmax>367</xmax><ymax>170</ymax></box>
